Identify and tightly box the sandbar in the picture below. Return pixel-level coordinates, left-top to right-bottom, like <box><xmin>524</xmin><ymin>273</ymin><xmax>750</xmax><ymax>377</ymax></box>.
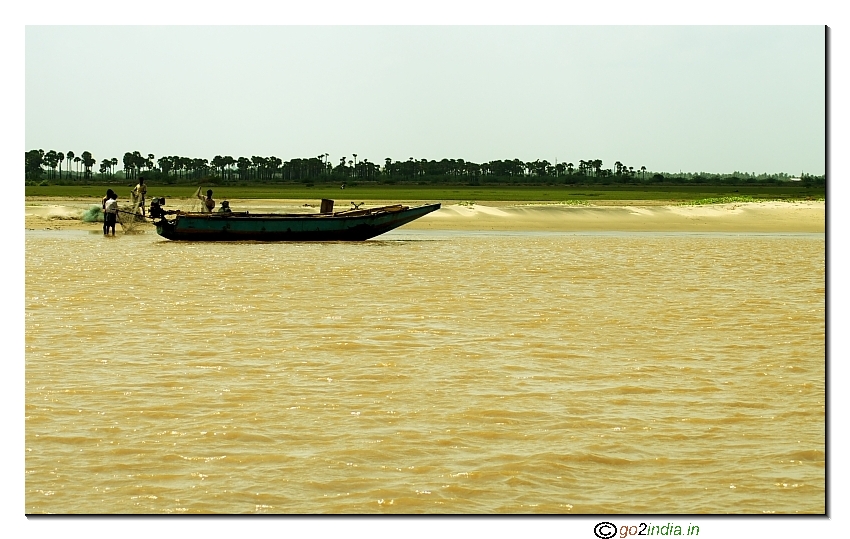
<box><xmin>24</xmin><ymin>198</ymin><xmax>825</xmax><ymax>234</ymax></box>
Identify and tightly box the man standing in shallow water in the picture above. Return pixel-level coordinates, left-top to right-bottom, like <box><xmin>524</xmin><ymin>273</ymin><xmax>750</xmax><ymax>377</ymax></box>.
<box><xmin>102</xmin><ymin>189</ymin><xmax>118</xmax><ymax>236</ymax></box>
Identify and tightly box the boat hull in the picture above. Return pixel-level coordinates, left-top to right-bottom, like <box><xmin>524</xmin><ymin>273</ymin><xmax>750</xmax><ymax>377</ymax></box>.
<box><xmin>155</xmin><ymin>203</ymin><xmax>441</xmax><ymax>241</ymax></box>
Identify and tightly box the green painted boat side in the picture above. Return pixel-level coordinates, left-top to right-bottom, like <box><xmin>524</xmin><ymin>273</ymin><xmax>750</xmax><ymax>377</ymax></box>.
<box><xmin>154</xmin><ymin>203</ymin><xmax>441</xmax><ymax>241</ymax></box>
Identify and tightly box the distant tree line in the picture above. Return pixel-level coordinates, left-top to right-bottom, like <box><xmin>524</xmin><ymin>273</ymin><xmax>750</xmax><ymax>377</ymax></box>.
<box><xmin>24</xmin><ymin>149</ymin><xmax>826</xmax><ymax>188</ymax></box>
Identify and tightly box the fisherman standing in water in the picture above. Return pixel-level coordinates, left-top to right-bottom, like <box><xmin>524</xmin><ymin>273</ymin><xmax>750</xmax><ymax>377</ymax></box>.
<box><xmin>102</xmin><ymin>189</ymin><xmax>118</xmax><ymax>236</ymax></box>
<box><xmin>196</xmin><ymin>187</ymin><xmax>215</xmax><ymax>212</ymax></box>
<box><xmin>132</xmin><ymin>177</ymin><xmax>147</xmax><ymax>216</ymax></box>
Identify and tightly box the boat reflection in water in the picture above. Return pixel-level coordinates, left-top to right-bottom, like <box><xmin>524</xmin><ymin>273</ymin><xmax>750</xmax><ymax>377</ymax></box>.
<box><xmin>153</xmin><ymin>199</ymin><xmax>441</xmax><ymax>241</ymax></box>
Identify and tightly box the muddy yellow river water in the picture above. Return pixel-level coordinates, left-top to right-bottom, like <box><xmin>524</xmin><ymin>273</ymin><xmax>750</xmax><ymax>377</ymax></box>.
<box><xmin>25</xmin><ymin>228</ymin><xmax>824</xmax><ymax>513</ymax></box>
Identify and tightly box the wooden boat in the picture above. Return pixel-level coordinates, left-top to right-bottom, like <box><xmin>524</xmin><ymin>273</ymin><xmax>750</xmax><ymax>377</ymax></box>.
<box><xmin>153</xmin><ymin>200</ymin><xmax>441</xmax><ymax>241</ymax></box>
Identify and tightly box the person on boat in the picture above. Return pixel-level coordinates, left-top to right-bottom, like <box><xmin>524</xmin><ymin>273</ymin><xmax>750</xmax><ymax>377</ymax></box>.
<box><xmin>196</xmin><ymin>187</ymin><xmax>215</xmax><ymax>212</ymax></box>
<box><xmin>149</xmin><ymin>197</ymin><xmax>166</xmax><ymax>220</ymax></box>
<box><xmin>218</xmin><ymin>200</ymin><xmax>232</xmax><ymax>213</ymax></box>
<box><xmin>132</xmin><ymin>177</ymin><xmax>147</xmax><ymax>216</ymax></box>
<box><xmin>102</xmin><ymin>189</ymin><xmax>118</xmax><ymax>236</ymax></box>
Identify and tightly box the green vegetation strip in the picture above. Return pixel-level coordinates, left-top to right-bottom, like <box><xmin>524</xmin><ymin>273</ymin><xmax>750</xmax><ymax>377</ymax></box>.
<box><xmin>687</xmin><ymin>196</ymin><xmax>759</xmax><ymax>205</ymax></box>
<box><xmin>685</xmin><ymin>195</ymin><xmax>826</xmax><ymax>205</ymax></box>
<box><xmin>25</xmin><ymin>184</ymin><xmax>825</xmax><ymax>203</ymax></box>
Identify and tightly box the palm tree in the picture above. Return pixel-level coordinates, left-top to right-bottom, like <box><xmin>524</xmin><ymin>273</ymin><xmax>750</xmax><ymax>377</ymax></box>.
<box><xmin>223</xmin><ymin>156</ymin><xmax>235</xmax><ymax>180</ymax></box>
<box><xmin>111</xmin><ymin>157</ymin><xmax>118</xmax><ymax>177</ymax></box>
<box><xmin>640</xmin><ymin>166</ymin><xmax>646</xmax><ymax>181</ymax></box>
<box><xmin>66</xmin><ymin>151</ymin><xmax>74</xmax><ymax>180</ymax></box>
<box><xmin>269</xmin><ymin>156</ymin><xmax>282</xmax><ymax>180</ymax></box>
<box><xmin>180</xmin><ymin>157</ymin><xmax>193</xmax><ymax>180</ymax></box>
<box><xmin>25</xmin><ymin>149</ymin><xmax>45</xmax><ymax>180</ymax></box>
<box><xmin>593</xmin><ymin>159</ymin><xmax>603</xmax><ymax>177</ymax></box>
<box><xmin>236</xmin><ymin>157</ymin><xmax>251</xmax><ymax>180</ymax></box>
<box><xmin>81</xmin><ymin>151</ymin><xmax>95</xmax><ymax>180</ymax></box>
<box><xmin>251</xmin><ymin>156</ymin><xmax>266</xmax><ymax>181</ymax></box>
<box><xmin>123</xmin><ymin>152</ymin><xmax>135</xmax><ymax>179</ymax></box>
<box><xmin>192</xmin><ymin>158</ymin><xmax>209</xmax><ymax>179</ymax></box>
<box><xmin>211</xmin><ymin>155</ymin><xmax>223</xmax><ymax>178</ymax></box>
<box><xmin>555</xmin><ymin>163</ymin><xmax>565</xmax><ymax>177</ymax></box>
<box><xmin>158</xmin><ymin>156</ymin><xmax>173</xmax><ymax>178</ymax></box>
<box><xmin>44</xmin><ymin>150</ymin><xmax>58</xmax><ymax>179</ymax></box>
<box><xmin>74</xmin><ymin>156</ymin><xmax>81</xmax><ymax>177</ymax></box>
<box><xmin>131</xmin><ymin>151</ymin><xmax>144</xmax><ymax>177</ymax></box>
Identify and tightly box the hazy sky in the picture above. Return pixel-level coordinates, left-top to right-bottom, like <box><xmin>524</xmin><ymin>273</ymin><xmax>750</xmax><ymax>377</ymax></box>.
<box><xmin>26</xmin><ymin>25</ymin><xmax>825</xmax><ymax>174</ymax></box>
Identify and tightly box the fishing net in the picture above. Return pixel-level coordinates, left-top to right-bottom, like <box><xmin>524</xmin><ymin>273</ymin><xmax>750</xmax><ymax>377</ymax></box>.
<box><xmin>82</xmin><ymin>205</ymin><xmax>103</xmax><ymax>222</ymax></box>
<box><xmin>92</xmin><ymin>189</ymin><xmax>208</xmax><ymax>234</ymax></box>
<box><xmin>116</xmin><ymin>198</ymin><xmax>145</xmax><ymax>233</ymax></box>
<box><xmin>85</xmin><ymin>192</ymin><xmax>202</xmax><ymax>234</ymax></box>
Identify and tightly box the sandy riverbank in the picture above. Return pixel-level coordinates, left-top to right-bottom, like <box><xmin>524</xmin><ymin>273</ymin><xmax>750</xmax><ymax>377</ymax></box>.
<box><xmin>24</xmin><ymin>198</ymin><xmax>825</xmax><ymax>233</ymax></box>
